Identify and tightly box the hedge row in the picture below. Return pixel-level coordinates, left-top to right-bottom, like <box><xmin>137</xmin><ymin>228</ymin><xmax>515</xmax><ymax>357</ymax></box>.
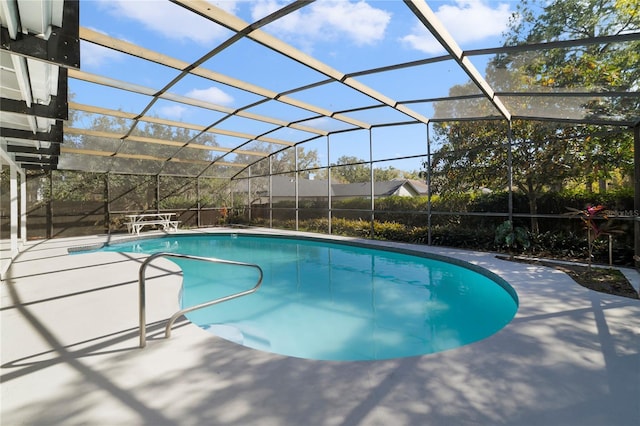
<box><xmin>247</xmin><ymin>216</ymin><xmax>633</xmax><ymax>266</ymax></box>
<box><xmin>268</xmin><ymin>188</ymin><xmax>634</xmax><ymax>215</ymax></box>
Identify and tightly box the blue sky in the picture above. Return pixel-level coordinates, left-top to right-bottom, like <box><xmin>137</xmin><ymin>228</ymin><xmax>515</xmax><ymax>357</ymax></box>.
<box><xmin>74</xmin><ymin>0</ymin><xmax>516</xmax><ymax>172</ymax></box>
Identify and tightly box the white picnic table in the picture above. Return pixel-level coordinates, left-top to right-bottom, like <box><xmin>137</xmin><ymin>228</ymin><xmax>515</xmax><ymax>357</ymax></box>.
<box><xmin>125</xmin><ymin>213</ymin><xmax>180</xmax><ymax>235</ymax></box>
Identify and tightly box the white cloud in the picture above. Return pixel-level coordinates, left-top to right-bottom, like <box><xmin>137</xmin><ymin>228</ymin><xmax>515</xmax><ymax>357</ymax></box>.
<box><xmin>186</xmin><ymin>87</ymin><xmax>234</xmax><ymax>105</ymax></box>
<box><xmin>401</xmin><ymin>27</ymin><xmax>442</xmax><ymax>55</ymax></box>
<box><xmin>401</xmin><ymin>0</ymin><xmax>512</xmax><ymax>54</ymax></box>
<box><xmin>158</xmin><ymin>104</ymin><xmax>187</xmax><ymax>120</ymax></box>
<box><xmin>251</xmin><ymin>0</ymin><xmax>391</xmax><ymax>47</ymax></box>
<box><xmin>81</xmin><ymin>39</ymin><xmax>126</xmax><ymax>68</ymax></box>
<box><xmin>97</xmin><ymin>0</ymin><xmax>239</xmax><ymax>44</ymax></box>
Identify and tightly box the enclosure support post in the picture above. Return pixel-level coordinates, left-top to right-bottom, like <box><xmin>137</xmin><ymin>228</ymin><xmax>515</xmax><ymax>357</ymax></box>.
<box><xmin>0</xmin><ymin>154</ymin><xmax>25</xmax><ymax>277</ymax></box>
<box><xmin>20</xmin><ymin>169</ymin><xmax>26</xmax><ymax>243</ymax></box>
<box><xmin>46</xmin><ymin>170</ymin><xmax>53</xmax><ymax>238</ymax></box>
<box><xmin>269</xmin><ymin>156</ymin><xmax>273</xmax><ymax>228</ymax></box>
<box><xmin>155</xmin><ymin>174</ymin><xmax>160</xmax><ymax>213</ymax></box>
<box><xmin>507</xmin><ymin>121</ymin><xmax>514</xmax><ymax>224</ymax></box>
<box><xmin>295</xmin><ymin>147</ymin><xmax>299</xmax><ymax>231</ymax></box>
<box><xmin>9</xmin><ymin>166</ymin><xmax>18</xmax><ymax>256</ymax></box>
<box><xmin>369</xmin><ymin>129</ymin><xmax>374</xmax><ymax>239</ymax></box>
<box><xmin>247</xmin><ymin>170</ymin><xmax>252</xmax><ymax>224</ymax></box>
<box><xmin>327</xmin><ymin>135</ymin><xmax>332</xmax><ymax>235</ymax></box>
<box><xmin>104</xmin><ymin>173</ymin><xmax>110</xmax><ymax>234</ymax></box>
<box><xmin>196</xmin><ymin>177</ymin><xmax>201</xmax><ymax>228</ymax></box>
<box><xmin>426</xmin><ymin>123</ymin><xmax>432</xmax><ymax>246</ymax></box>
<box><xmin>634</xmin><ymin>123</ymin><xmax>639</xmax><ymax>268</ymax></box>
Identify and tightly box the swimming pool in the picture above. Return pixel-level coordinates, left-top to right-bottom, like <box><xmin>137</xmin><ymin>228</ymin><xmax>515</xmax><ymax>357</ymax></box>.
<box><xmin>97</xmin><ymin>234</ymin><xmax>518</xmax><ymax>361</ymax></box>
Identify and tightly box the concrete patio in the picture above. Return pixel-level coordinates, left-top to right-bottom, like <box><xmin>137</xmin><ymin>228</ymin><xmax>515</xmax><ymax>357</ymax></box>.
<box><xmin>1</xmin><ymin>228</ymin><xmax>639</xmax><ymax>425</ymax></box>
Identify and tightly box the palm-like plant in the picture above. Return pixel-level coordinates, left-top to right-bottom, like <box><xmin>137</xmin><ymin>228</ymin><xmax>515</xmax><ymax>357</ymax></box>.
<box><xmin>565</xmin><ymin>205</ymin><xmax>621</xmax><ymax>269</ymax></box>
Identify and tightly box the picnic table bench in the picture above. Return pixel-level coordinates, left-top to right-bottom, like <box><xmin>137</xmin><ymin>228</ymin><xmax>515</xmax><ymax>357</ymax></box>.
<box><xmin>125</xmin><ymin>213</ymin><xmax>180</xmax><ymax>235</ymax></box>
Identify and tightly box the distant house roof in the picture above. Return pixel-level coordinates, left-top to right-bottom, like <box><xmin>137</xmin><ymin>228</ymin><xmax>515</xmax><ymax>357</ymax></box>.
<box><xmin>405</xmin><ymin>179</ymin><xmax>429</xmax><ymax>195</ymax></box>
<box><xmin>333</xmin><ymin>179</ymin><xmax>428</xmax><ymax>197</ymax></box>
<box><xmin>258</xmin><ymin>176</ymin><xmax>330</xmax><ymax>198</ymax></box>
<box><xmin>255</xmin><ymin>176</ymin><xmax>428</xmax><ymax>198</ymax></box>
<box><xmin>333</xmin><ymin>181</ymin><xmax>400</xmax><ymax>197</ymax></box>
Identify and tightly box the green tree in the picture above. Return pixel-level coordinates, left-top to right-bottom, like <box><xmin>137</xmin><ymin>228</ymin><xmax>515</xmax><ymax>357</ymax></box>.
<box><xmin>324</xmin><ymin>156</ymin><xmax>411</xmax><ymax>183</ymax></box>
<box><xmin>237</xmin><ymin>145</ymin><xmax>321</xmax><ymax>177</ymax></box>
<box><xmin>401</xmin><ymin>169</ymin><xmax>423</xmax><ymax>180</ymax></box>
<box><xmin>232</xmin><ymin>146</ymin><xmax>321</xmax><ymax>206</ymax></box>
<box><xmin>330</xmin><ymin>156</ymin><xmax>370</xmax><ymax>183</ymax></box>
<box><xmin>272</xmin><ymin>146</ymin><xmax>321</xmax><ymax>177</ymax></box>
<box><xmin>503</xmin><ymin>0</ymin><xmax>638</xmax><ymax>190</ymax></box>
<box><xmin>61</xmin><ymin>110</ymin><xmax>220</xmax><ymax>214</ymax></box>
<box><xmin>373</xmin><ymin>165</ymin><xmax>403</xmax><ymax>181</ymax></box>
<box><xmin>431</xmin><ymin>118</ymin><xmax>581</xmax><ymax>232</ymax></box>
<box><xmin>428</xmin><ymin>0</ymin><xmax>637</xmax><ymax>232</ymax></box>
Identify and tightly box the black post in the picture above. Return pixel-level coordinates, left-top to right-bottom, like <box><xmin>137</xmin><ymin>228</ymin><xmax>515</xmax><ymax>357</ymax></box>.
<box><xmin>46</xmin><ymin>170</ymin><xmax>53</xmax><ymax>238</ymax></box>
<box><xmin>104</xmin><ymin>173</ymin><xmax>110</xmax><ymax>234</ymax></box>
<box><xmin>634</xmin><ymin>123</ymin><xmax>639</xmax><ymax>268</ymax></box>
<box><xmin>426</xmin><ymin>123</ymin><xmax>432</xmax><ymax>245</ymax></box>
<box><xmin>197</xmin><ymin>177</ymin><xmax>201</xmax><ymax>228</ymax></box>
<box><xmin>156</xmin><ymin>174</ymin><xmax>160</xmax><ymax>213</ymax></box>
<box><xmin>507</xmin><ymin>121</ymin><xmax>514</xmax><ymax>224</ymax></box>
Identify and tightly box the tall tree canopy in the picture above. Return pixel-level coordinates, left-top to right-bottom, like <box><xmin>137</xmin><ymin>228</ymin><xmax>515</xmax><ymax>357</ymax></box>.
<box><xmin>428</xmin><ymin>0</ymin><xmax>638</xmax><ymax>231</ymax></box>
<box><xmin>239</xmin><ymin>145</ymin><xmax>321</xmax><ymax>178</ymax></box>
<box><xmin>320</xmin><ymin>156</ymin><xmax>405</xmax><ymax>183</ymax></box>
<box><xmin>59</xmin><ymin>110</ymin><xmax>220</xmax><ymax>211</ymax></box>
<box><xmin>504</xmin><ymin>0</ymin><xmax>638</xmax><ymax>188</ymax></box>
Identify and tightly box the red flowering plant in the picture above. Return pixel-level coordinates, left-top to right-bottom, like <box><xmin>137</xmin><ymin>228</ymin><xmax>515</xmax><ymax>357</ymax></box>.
<box><xmin>565</xmin><ymin>204</ymin><xmax>622</xmax><ymax>269</ymax></box>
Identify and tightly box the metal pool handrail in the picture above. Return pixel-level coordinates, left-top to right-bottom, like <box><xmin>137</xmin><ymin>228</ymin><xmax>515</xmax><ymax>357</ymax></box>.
<box><xmin>138</xmin><ymin>252</ymin><xmax>263</xmax><ymax>348</ymax></box>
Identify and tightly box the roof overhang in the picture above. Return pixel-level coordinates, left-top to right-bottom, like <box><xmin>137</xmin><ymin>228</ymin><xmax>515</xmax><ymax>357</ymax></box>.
<box><xmin>0</xmin><ymin>0</ymin><xmax>78</xmax><ymax>170</ymax></box>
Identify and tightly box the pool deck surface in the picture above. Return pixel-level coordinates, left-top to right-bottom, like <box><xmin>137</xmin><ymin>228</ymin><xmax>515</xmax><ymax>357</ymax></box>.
<box><xmin>2</xmin><ymin>228</ymin><xmax>639</xmax><ymax>426</ymax></box>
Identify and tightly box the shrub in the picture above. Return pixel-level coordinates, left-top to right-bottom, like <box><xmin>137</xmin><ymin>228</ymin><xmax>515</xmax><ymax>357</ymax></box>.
<box><xmin>247</xmin><ymin>187</ymin><xmax>634</xmax><ymax>265</ymax></box>
<box><xmin>494</xmin><ymin>220</ymin><xmax>530</xmax><ymax>256</ymax></box>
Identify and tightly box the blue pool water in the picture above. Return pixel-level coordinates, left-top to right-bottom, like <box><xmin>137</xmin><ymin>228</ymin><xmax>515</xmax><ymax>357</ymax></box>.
<box><xmin>97</xmin><ymin>234</ymin><xmax>518</xmax><ymax>361</ymax></box>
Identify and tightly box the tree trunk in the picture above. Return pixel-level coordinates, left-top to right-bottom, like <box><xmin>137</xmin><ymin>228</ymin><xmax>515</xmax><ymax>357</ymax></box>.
<box><xmin>585</xmin><ymin>179</ymin><xmax>593</xmax><ymax>193</ymax></box>
<box><xmin>526</xmin><ymin>179</ymin><xmax>539</xmax><ymax>234</ymax></box>
<box><xmin>598</xmin><ymin>178</ymin><xmax>607</xmax><ymax>193</ymax></box>
<box><xmin>528</xmin><ymin>195</ymin><xmax>539</xmax><ymax>234</ymax></box>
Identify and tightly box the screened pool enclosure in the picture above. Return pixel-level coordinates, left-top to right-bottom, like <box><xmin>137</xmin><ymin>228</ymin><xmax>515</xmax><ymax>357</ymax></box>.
<box><xmin>2</xmin><ymin>0</ymin><xmax>639</xmax><ymax>277</ymax></box>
